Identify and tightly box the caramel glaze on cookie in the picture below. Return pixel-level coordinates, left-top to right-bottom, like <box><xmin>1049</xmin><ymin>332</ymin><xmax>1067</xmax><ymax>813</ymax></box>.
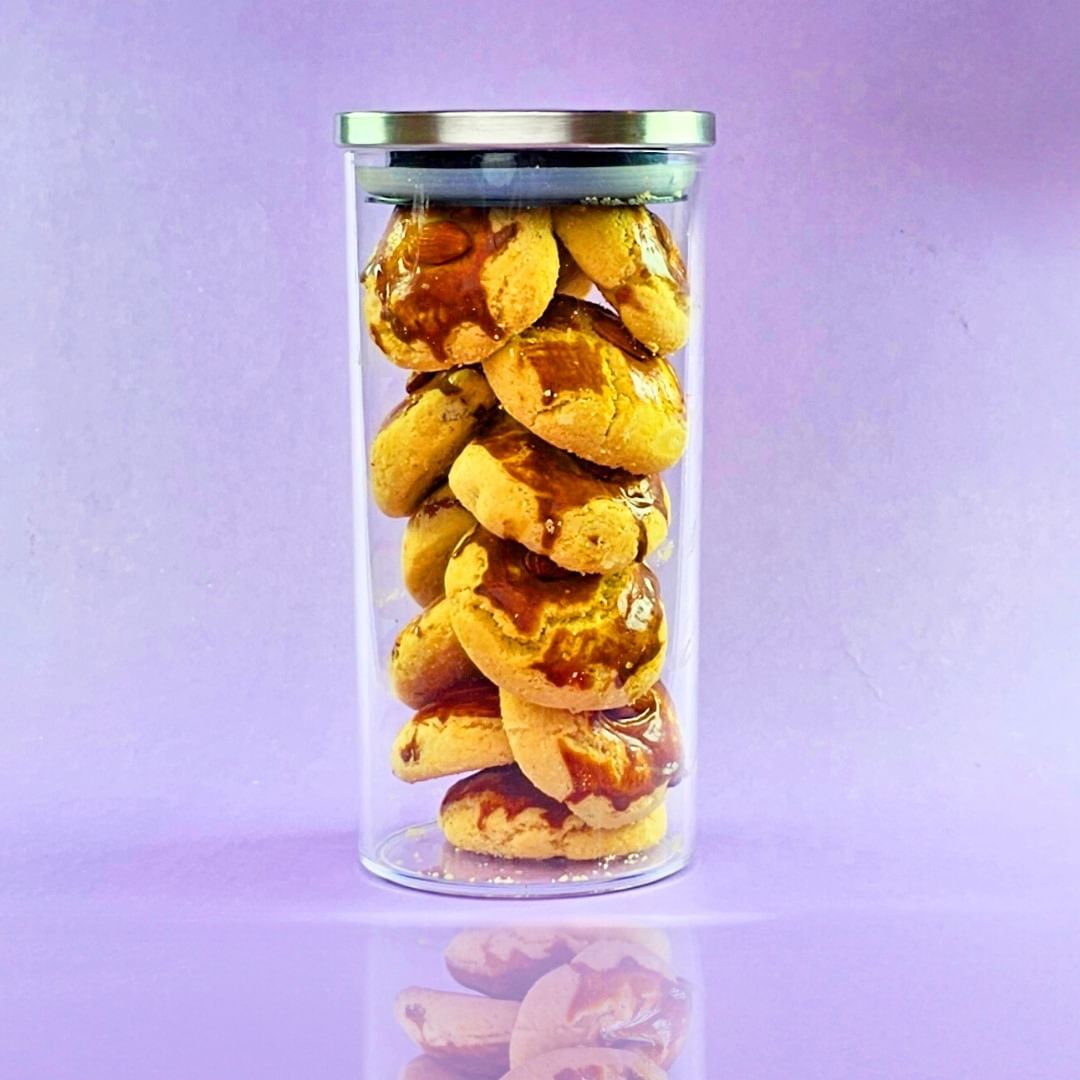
<box><xmin>446</xmin><ymin>529</ymin><xmax>666</xmax><ymax>710</ymax></box>
<box><xmin>439</xmin><ymin>764</ymin><xmax>668</xmax><ymax>861</ymax></box>
<box><xmin>364</xmin><ymin>206</ymin><xmax>558</xmax><ymax>370</ymax></box>
<box><xmin>443</xmin><ymin>764</ymin><xmax>575</xmax><ymax>832</ymax></box>
<box><xmin>449</xmin><ymin>414</ymin><xmax>669</xmax><ymax>574</ymax></box>
<box><xmin>562</xmin><ymin>686</ymin><xmax>682</xmax><ymax>811</ymax></box>
<box><xmin>475</xmin><ymin>536</ymin><xmax>663</xmax><ymax>695</ymax></box>
<box><xmin>482</xmin><ymin>297</ymin><xmax>687</xmax><ymax>475</ymax></box>
<box><xmin>500</xmin><ymin>683</ymin><xmax>682</xmax><ymax>828</ymax></box>
<box><xmin>391</xmin><ymin>682</ymin><xmax>513</xmax><ymax>783</ymax></box>
<box><xmin>367</xmin><ymin>209</ymin><xmax>514</xmax><ymax>362</ymax></box>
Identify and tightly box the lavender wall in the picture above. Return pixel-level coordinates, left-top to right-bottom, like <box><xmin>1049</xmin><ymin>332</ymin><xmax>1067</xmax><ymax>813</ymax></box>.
<box><xmin>4</xmin><ymin>0</ymin><xmax>1079</xmax><ymax>879</ymax></box>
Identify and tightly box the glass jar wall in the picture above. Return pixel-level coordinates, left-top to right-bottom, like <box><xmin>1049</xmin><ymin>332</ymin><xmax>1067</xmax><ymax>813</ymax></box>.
<box><xmin>338</xmin><ymin>111</ymin><xmax>714</xmax><ymax>896</ymax></box>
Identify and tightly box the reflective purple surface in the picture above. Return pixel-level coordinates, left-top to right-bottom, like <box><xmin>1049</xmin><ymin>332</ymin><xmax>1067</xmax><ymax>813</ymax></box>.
<box><xmin>4</xmin><ymin>835</ymin><xmax>1078</xmax><ymax>1078</ymax></box>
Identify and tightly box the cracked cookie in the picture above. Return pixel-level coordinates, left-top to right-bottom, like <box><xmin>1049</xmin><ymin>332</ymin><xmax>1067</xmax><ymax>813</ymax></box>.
<box><xmin>444</xmin><ymin>529</ymin><xmax>667</xmax><ymax>712</ymax></box>
<box><xmin>364</xmin><ymin>206</ymin><xmax>559</xmax><ymax>370</ymax></box>
<box><xmin>448</xmin><ymin>415</ymin><xmax>669</xmax><ymax>575</ymax></box>
<box><xmin>482</xmin><ymin>297</ymin><xmax>686</xmax><ymax>475</ymax></box>
<box><xmin>390</xmin><ymin>683</ymin><xmax>513</xmax><ymax>782</ymax></box>
<box><xmin>499</xmin><ymin>683</ymin><xmax>681</xmax><ymax>829</ymax></box>
<box><xmin>439</xmin><ymin>764</ymin><xmax>667</xmax><ymax>861</ymax></box>
<box><xmin>389</xmin><ymin>596</ymin><xmax>485</xmax><ymax>709</ymax></box>
<box><xmin>553</xmin><ymin>205</ymin><xmax>689</xmax><ymax>355</ymax></box>
<box><xmin>370</xmin><ymin>367</ymin><xmax>497</xmax><ymax>518</ymax></box>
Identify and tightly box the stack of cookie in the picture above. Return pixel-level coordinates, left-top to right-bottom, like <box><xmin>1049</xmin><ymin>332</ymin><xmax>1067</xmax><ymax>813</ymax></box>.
<box><xmin>396</xmin><ymin>925</ymin><xmax>691</xmax><ymax>1079</ymax></box>
<box><xmin>363</xmin><ymin>201</ymin><xmax>691</xmax><ymax>862</ymax></box>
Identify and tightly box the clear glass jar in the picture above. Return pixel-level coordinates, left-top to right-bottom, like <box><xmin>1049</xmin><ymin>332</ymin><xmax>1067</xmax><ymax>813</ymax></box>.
<box><xmin>338</xmin><ymin>111</ymin><xmax>714</xmax><ymax>897</ymax></box>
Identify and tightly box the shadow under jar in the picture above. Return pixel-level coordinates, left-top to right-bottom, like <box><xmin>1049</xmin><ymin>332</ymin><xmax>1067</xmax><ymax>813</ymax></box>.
<box><xmin>337</xmin><ymin>110</ymin><xmax>715</xmax><ymax>897</ymax></box>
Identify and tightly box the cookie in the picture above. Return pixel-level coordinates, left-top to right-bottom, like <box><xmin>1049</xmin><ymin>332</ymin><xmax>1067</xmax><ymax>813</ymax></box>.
<box><xmin>364</xmin><ymin>206</ymin><xmax>559</xmax><ymax>371</ymax></box>
<box><xmin>370</xmin><ymin>367</ymin><xmax>497</xmax><ymax>518</ymax></box>
<box><xmin>500</xmin><ymin>1048</ymin><xmax>667</xmax><ymax>1080</ymax></box>
<box><xmin>555</xmin><ymin>239</ymin><xmax>592</xmax><ymax>299</ymax></box>
<box><xmin>499</xmin><ymin>684</ymin><xmax>681</xmax><ymax>829</ymax></box>
<box><xmin>389</xmin><ymin>597</ymin><xmax>485</xmax><ymax>709</ymax></box>
<box><xmin>553</xmin><ymin>206</ymin><xmax>689</xmax><ymax>355</ymax></box>
<box><xmin>445</xmin><ymin>926</ymin><xmax>673</xmax><ymax>1000</ymax></box>
<box><xmin>482</xmin><ymin>298</ymin><xmax>687</xmax><ymax>475</ymax></box>
<box><xmin>391</xmin><ymin>683</ymin><xmax>513</xmax><ymax>783</ymax></box>
<box><xmin>448</xmin><ymin>415</ymin><xmax>669</xmax><ymax>575</ymax></box>
<box><xmin>394</xmin><ymin>985</ymin><xmax>518</xmax><ymax>1077</ymax></box>
<box><xmin>402</xmin><ymin>483</ymin><xmax>478</xmax><ymax>605</ymax></box>
<box><xmin>439</xmin><ymin>765</ymin><xmax>667</xmax><ymax>861</ymax></box>
<box><xmin>509</xmin><ymin>940</ymin><xmax>691</xmax><ymax>1070</ymax></box>
<box><xmin>445</xmin><ymin>530</ymin><xmax>667</xmax><ymax>711</ymax></box>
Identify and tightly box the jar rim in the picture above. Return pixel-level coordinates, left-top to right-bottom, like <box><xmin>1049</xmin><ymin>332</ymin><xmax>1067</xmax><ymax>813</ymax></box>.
<box><xmin>336</xmin><ymin>110</ymin><xmax>715</xmax><ymax>149</ymax></box>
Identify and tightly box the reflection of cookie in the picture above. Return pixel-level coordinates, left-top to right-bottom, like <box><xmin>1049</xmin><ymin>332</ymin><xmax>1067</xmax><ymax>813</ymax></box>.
<box><xmin>509</xmin><ymin>940</ymin><xmax>691</xmax><ymax>1070</ymax></box>
<box><xmin>483</xmin><ymin>298</ymin><xmax>686</xmax><ymax>475</ymax></box>
<box><xmin>399</xmin><ymin>1056</ymin><xmax>471</xmax><ymax>1080</ymax></box>
<box><xmin>439</xmin><ymin>765</ymin><xmax>667</xmax><ymax>861</ymax></box>
<box><xmin>402</xmin><ymin>483</ymin><xmax>478</xmax><ymax>605</ymax></box>
<box><xmin>390</xmin><ymin>597</ymin><xmax>485</xmax><ymax>709</ymax></box>
<box><xmin>448</xmin><ymin>416</ymin><xmax>668</xmax><ymax>575</ymax></box>
<box><xmin>391</xmin><ymin>684</ymin><xmax>513</xmax><ymax>783</ymax></box>
<box><xmin>445</xmin><ymin>926</ymin><xmax>674</xmax><ymax>1000</ymax></box>
<box><xmin>445</xmin><ymin>530</ymin><xmax>666</xmax><ymax>711</ymax></box>
<box><xmin>394</xmin><ymin>985</ymin><xmax>518</xmax><ymax>1077</ymax></box>
<box><xmin>553</xmin><ymin>206</ymin><xmax>689</xmax><ymax>355</ymax></box>
<box><xmin>370</xmin><ymin>368</ymin><xmax>497</xmax><ymax>518</ymax></box>
<box><xmin>364</xmin><ymin>206</ymin><xmax>559</xmax><ymax>371</ymax></box>
<box><xmin>500</xmin><ymin>1047</ymin><xmax>667</xmax><ymax>1080</ymax></box>
<box><xmin>500</xmin><ymin>684</ymin><xmax>681</xmax><ymax>828</ymax></box>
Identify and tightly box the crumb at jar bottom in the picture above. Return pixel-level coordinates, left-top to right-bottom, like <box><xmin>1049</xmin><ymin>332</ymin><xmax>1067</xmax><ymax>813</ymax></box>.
<box><xmin>342</xmin><ymin>110</ymin><xmax>712</xmax><ymax>896</ymax></box>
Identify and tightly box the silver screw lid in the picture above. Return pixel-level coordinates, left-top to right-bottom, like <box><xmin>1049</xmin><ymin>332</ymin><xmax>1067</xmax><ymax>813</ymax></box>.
<box><xmin>336</xmin><ymin>110</ymin><xmax>715</xmax><ymax>149</ymax></box>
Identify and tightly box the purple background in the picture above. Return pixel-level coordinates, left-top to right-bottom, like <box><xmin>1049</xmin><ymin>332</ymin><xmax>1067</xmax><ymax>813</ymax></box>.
<box><xmin>4</xmin><ymin>4</ymin><xmax>1080</xmax><ymax>1072</ymax></box>
<box><xmin>4</xmin><ymin>0</ymin><xmax>1080</xmax><ymax>919</ymax></box>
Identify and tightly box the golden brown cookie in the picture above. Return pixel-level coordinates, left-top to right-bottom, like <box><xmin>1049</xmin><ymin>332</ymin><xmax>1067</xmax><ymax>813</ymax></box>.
<box><xmin>448</xmin><ymin>415</ymin><xmax>669</xmax><ymax>575</ymax></box>
<box><xmin>509</xmin><ymin>940</ymin><xmax>690</xmax><ymax>1070</ymax></box>
<box><xmin>364</xmin><ymin>206</ymin><xmax>559</xmax><ymax>371</ymax></box>
<box><xmin>445</xmin><ymin>926</ymin><xmax>674</xmax><ymax>1000</ymax></box>
<box><xmin>391</xmin><ymin>683</ymin><xmax>513</xmax><ymax>783</ymax></box>
<box><xmin>501</xmin><ymin>1048</ymin><xmax>667</xmax><ymax>1080</ymax></box>
<box><xmin>499</xmin><ymin>684</ymin><xmax>681</xmax><ymax>829</ymax></box>
<box><xmin>402</xmin><ymin>483</ymin><xmax>478</xmax><ymax>605</ymax></box>
<box><xmin>482</xmin><ymin>298</ymin><xmax>686</xmax><ymax>475</ymax></box>
<box><xmin>370</xmin><ymin>368</ymin><xmax>497</xmax><ymax>518</ymax></box>
<box><xmin>553</xmin><ymin>205</ymin><xmax>689</xmax><ymax>355</ymax></box>
<box><xmin>554</xmin><ymin>239</ymin><xmax>592</xmax><ymax>299</ymax></box>
<box><xmin>394</xmin><ymin>985</ymin><xmax>518</xmax><ymax>1077</ymax></box>
<box><xmin>439</xmin><ymin>765</ymin><xmax>667</xmax><ymax>861</ymax></box>
<box><xmin>389</xmin><ymin>597</ymin><xmax>485</xmax><ymax>709</ymax></box>
<box><xmin>445</xmin><ymin>530</ymin><xmax>667</xmax><ymax>711</ymax></box>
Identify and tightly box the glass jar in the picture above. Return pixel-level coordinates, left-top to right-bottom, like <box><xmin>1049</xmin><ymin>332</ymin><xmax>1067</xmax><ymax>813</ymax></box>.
<box><xmin>337</xmin><ymin>111</ymin><xmax>714</xmax><ymax>897</ymax></box>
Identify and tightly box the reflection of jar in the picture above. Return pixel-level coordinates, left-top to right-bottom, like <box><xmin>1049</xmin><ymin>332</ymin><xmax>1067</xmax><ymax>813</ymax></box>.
<box><xmin>338</xmin><ymin>111</ymin><xmax>715</xmax><ymax>897</ymax></box>
<box><xmin>360</xmin><ymin>921</ymin><xmax>702</xmax><ymax>1079</ymax></box>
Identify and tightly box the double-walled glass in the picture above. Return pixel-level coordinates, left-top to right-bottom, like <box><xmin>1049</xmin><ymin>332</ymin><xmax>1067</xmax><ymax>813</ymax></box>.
<box><xmin>338</xmin><ymin>111</ymin><xmax>714</xmax><ymax>897</ymax></box>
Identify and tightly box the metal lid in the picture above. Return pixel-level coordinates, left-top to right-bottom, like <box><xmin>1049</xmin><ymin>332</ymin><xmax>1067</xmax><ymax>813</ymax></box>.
<box><xmin>336</xmin><ymin>110</ymin><xmax>715</xmax><ymax>149</ymax></box>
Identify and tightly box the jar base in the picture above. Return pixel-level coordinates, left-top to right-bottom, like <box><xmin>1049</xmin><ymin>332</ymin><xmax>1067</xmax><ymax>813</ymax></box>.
<box><xmin>361</xmin><ymin>821</ymin><xmax>690</xmax><ymax>899</ymax></box>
